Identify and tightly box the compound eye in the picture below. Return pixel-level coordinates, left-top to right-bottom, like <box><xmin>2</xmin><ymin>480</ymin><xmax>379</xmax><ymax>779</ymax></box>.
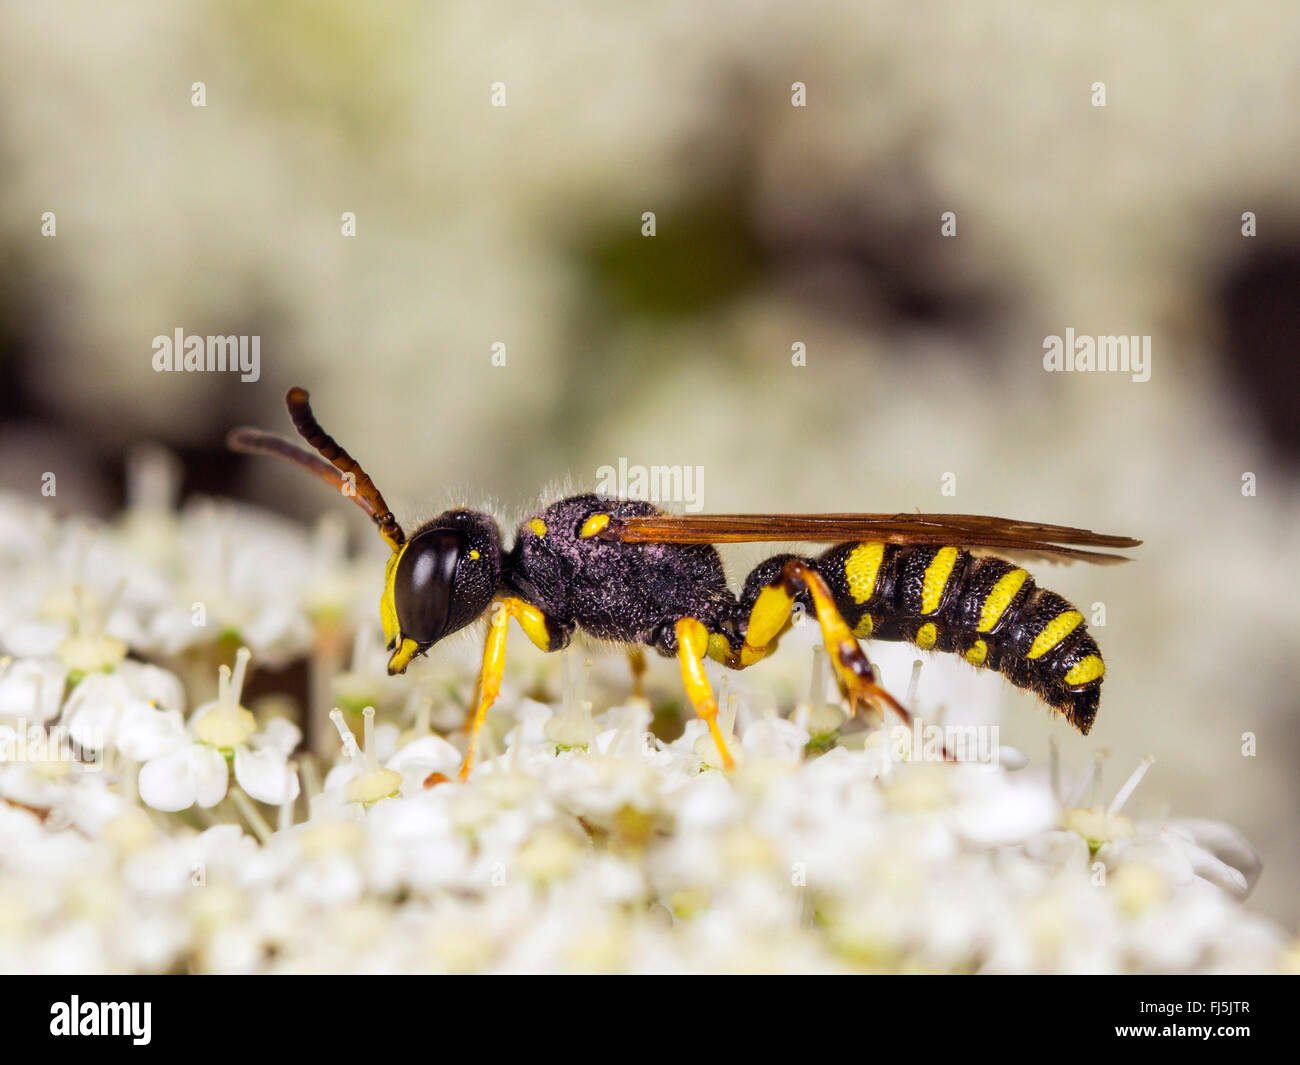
<box><xmin>393</xmin><ymin>529</ymin><xmax>464</xmax><ymax>646</ymax></box>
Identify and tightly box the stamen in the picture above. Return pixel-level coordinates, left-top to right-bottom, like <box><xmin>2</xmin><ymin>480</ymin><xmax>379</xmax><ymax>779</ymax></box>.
<box><xmin>809</xmin><ymin>644</ymin><xmax>828</xmax><ymax>710</ymax></box>
<box><xmin>905</xmin><ymin>659</ymin><xmax>923</xmax><ymax>705</ymax></box>
<box><xmin>328</xmin><ymin>709</ymin><xmax>363</xmax><ymax>762</ymax></box>
<box><xmin>1067</xmin><ymin>750</ymin><xmax>1107</xmax><ymax>809</ymax></box>
<box><xmin>362</xmin><ymin>706</ymin><xmax>379</xmax><ymax>773</ymax></box>
<box><xmin>278</xmin><ymin>762</ymin><xmax>299</xmax><ymax>834</ymax></box>
<box><xmin>336</xmin><ymin>706</ymin><xmax>401</xmax><ymax>806</ymax></box>
<box><xmin>126</xmin><ymin>444</ymin><xmax>181</xmax><ymax>513</ymax></box>
<box><xmin>1108</xmin><ymin>755</ymin><xmax>1155</xmax><ymax>816</ymax></box>
<box><xmin>229</xmin><ymin>647</ymin><xmax>251</xmax><ymax>705</ymax></box>
<box><xmin>719</xmin><ymin>688</ymin><xmax>737</xmax><ymax>739</ymax></box>
<box><xmin>194</xmin><ymin>649</ymin><xmax>258</xmax><ymax>749</ymax></box>
<box><xmin>299</xmin><ymin>753</ymin><xmax>323</xmax><ymax>799</ymax></box>
<box><xmin>229</xmin><ymin>786</ymin><xmax>272</xmax><ymax>844</ymax></box>
<box><xmin>413</xmin><ymin>695</ymin><xmax>432</xmax><ymax>736</ymax></box>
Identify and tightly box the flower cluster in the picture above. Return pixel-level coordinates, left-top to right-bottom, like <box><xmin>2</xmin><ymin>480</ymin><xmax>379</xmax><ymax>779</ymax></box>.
<box><xmin>0</xmin><ymin>485</ymin><xmax>1293</xmax><ymax>973</ymax></box>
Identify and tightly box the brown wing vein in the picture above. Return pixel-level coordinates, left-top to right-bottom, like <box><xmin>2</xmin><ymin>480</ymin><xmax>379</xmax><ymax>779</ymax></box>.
<box><xmin>600</xmin><ymin>513</ymin><xmax>1141</xmax><ymax>564</ymax></box>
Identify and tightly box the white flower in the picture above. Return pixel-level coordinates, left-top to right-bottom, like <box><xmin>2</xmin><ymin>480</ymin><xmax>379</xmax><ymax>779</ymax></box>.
<box><xmin>137</xmin><ymin>744</ymin><xmax>230</xmax><ymax>812</ymax></box>
<box><xmin>0</xmin><ymin>489</ymin><xmax>1291</xmax><ymax>975</ymax></box>
<box><xmin>137</xmin><ymin>648</ymin><xmax>300</xmax><ymax>811</ymax></box>
<box><xmin>323</xmin><ymin>707</ymin><xmax>404</xmax><ymax>805</ymax></box>
<box><xmin>0</xmin><ymin>658</ymin><xmax>66</xmax><ymax>723</ymax></box>
<box><xmin>62</xmin><ymin>663</ymin><xmax>186</xmax><ymax>757</ymax></box>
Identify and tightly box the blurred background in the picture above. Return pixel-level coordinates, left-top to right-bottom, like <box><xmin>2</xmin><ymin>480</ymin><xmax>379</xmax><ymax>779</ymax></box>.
<box><xmin>0</xmin><ymin>2</ymin><xmax>1297</xmax><ymax>924</ymax></box>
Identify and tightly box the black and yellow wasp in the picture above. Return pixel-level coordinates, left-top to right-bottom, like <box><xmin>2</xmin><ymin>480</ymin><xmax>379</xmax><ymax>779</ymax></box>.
<box><xmin>230</xmin><ymin>388</ymin><xmax>1140</xmax><ymax>779</ymax></box>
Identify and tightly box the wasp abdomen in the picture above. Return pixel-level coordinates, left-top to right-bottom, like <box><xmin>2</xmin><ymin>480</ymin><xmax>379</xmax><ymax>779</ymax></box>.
<box><xmin>815</xmin><ymin>542</ymin><xmax>1105</xmax><ymax>734</ymax></box>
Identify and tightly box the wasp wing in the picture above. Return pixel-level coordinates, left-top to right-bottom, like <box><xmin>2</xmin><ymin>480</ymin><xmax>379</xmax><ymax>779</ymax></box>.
<box><xmin>598</xmin><ymin>512</ymin><xmax>1141</xmax><ymax>564</ymax></box>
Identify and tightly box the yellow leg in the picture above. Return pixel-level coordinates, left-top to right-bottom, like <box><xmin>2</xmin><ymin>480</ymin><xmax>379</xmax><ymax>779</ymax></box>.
<box><xmin>724</xmin><ymin>584</ymin><xmax>799</xmax><ymax>668</ymax></box>
<box><xmin>674</xmin><ymin>618</ymin><xmax>735</xmax><ymax>770</ymax></box>
<box><xmin>726</xmin><ymin>560</ymin><xmax>914</xmax><ymax>730</ymax></box>
<box><xmin>458</xmin><ymin>597</ymin><xmax>555</xmax><ymax>781</ymax></box>
<box><xmin>778</xmin><ymin>559</ymin><xmax>913</xmax><ymax>728</ymax></box>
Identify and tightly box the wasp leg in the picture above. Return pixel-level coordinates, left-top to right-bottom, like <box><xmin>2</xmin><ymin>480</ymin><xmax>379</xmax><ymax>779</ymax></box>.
<box><xmin>458</xmin><ymin>597</ymin><xmax>557</xmax><ymax>781</ymax></box>
<box><xmin>780</xmin><ymin>559</ymin><xmax>915</xmax><ymax>728</ymax></box>
<box><xmin>627</xmin><ymin>646</ymin><xmax>647</xmax><ymax>699</ymax></box>
<box><xmin>731</xmin><ymin>559</ymin><xmax>915</xmax><ymax>732</ymax></box>
<box><xmin>674</xmin><ymin>618</ymin><xmax>736</xmax><ymax>770</ymax></box>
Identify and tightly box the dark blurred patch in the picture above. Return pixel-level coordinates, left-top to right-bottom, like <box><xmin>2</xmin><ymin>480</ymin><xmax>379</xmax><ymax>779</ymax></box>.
<box><xmin>0</xmin><ymin>248</ymin><xmax>57</xmax><ymax>424</ymax></box>
<box><xmin>569</xmin><ymin>166</ymin><xmax>1003</xmax><ymax>341</ymax></box>
<box><xmin>102</xmin><ymin>310</ymin><xmax>289</xmax><ymax>511</ymax></box>
<box><xmin>1216</xmin><ymin>241</ymin><xmax>1300</xmax><ymax>463</ymax></box>
<box><xmin>579</xmin><ymin>197</ymin><xmax>764</xmax><ymax>318</ymax></box>
<box><xmin>558</xmin><ymin>162</ymin><xmax>1008</xmax><ymax>445</ymax></box>
<box><xmin>761</xmin><ymin>200</ymin><xmax>1002</xmax><ymax>336</ymax></box>
<box><xmin>0</xmin><ymin>256</ymin><xmax>118</xmax><ymax>512</ymax></box>
<box><xmin>0</xmin><ymin>258</ymin><xmax>296</xmax><ymax>514</ymax></box>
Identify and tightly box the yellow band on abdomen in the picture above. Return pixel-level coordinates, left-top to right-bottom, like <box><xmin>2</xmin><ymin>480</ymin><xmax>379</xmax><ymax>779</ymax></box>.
<box><xmin>1027</xmin><ymin>610</ymin><xmax>1084</xmax><ymax>660</ymax></box>
<box><xmin>1064</xmin><ymin>654</ymin><xmax>1105</xmax><ymax>687</ymax></box>
<box><xmin>978</xmin><ymin>568</ymin><xmax>1028</xmax><ymax>632</ymax></box>
<box><xmin>921</xmin><ymin>546</ymin><xmax>959</xmax><ymax>615</ymax></box>
<box><xmin>845</xmin><ymin>542</ymin><xmax>885</xmax><ymax>604</ymax></box>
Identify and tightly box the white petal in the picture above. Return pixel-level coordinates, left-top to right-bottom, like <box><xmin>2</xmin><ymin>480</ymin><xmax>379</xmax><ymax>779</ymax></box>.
<box><xmin>386</xmin><ymin>734</ymin><xmax>462</xmax><ymax>794</ymax></box>
<box><xmin>323</xmin><ymin>760</ymin><xmax>360</xmax><ymax>792</ymax></box>
<box><xmin>138</xmin><ymin>748</ymin><xmax>199</xmax><ymax>812</ymax></box>
<box><xmin>234</xmin><ymin>745</ymin><xmax>299</xmax><ymax>806</ymax></box>
<box><xmin>191</xmin><ymin>746</ymin><xmax>231</xmax><ymax>808</ymax></box>
<box><xmin>65</xmin><ymin>700</ymin><xmax>120</xmax><ymax>753</ymax></box>
<box><xmin>741</xmin><ymin>718</ymin><xmax>809</xmax><ymax>763</ymax></box>
<box><xmin>117</xmin><ymin>660</ymin><xmax>186</xmax><ymax>714</ymax></box>
<box><xmin>387</xmin><ymin>734</ymin><xmax>462</xmax><ymax>774</ymax></box>
<box><xmin>0</xmin><ymin>658</ymin><xmax>67</xmax><ymax>722</ymax></box>
<box><xmin>374</xmin><ymin>721</ymin><xmax>401</xmax><ymax>761</ymax></box>
<box><xmin>1161</xmin><ymin>818</ymin><xmax>1262</xmax><ymax>895</ymax></box>
<box><xmin>1</xmin><ymin>620</ymin><xmax>68</xmax><ymax>658</ymax></box>
<box><xmin>1163</xmin><ymin>834</ymin><xmax>1249</xmax><ymax>897</ymax></box>
<box><xmin>238</xmin><ymin>604</ymin><xmax>310</xmax><ymax>661</ymax></box>
<box><xmin>254</xmin><ymin>716</ymin><xmax>302</xmax><ymax>757</ymax></box>
<box><xmin>146</xmin><ymin>608</ymin><xmax>209</xmax><ymax>655</ymax></box>
<box><xmin>116</xmin><ymin>702</ymin><xmax>187</xmax><ymax>762</ymax></box>
<box><xmin>63</xmin><ymin>672</ymin><xmax>144</xmax><ymax>751</ymax></box>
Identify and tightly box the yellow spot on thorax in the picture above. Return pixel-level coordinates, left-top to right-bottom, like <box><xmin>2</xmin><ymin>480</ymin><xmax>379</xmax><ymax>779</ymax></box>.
<box><xmin>845</xmin><ymin>541</ymin><xmax>885</xmax><ymax>603</ymax></box>
<box><xmin>580</xmin><ymin>513</ymin><xmax>610</xmax><ymax>538</ymax></box>
<box><xmin>1027</xmin><ymin>610</ymin><xmax>1083</xmax><ymax>659</ymax></box>
<box><xmin>1064</xmin><ymin>654</ymin><xmax>1105</xmax><ymax>687</ymax></box>
<box><xmin>853</xmin><ymin>614</ymin><xmax>874</xmax><ymax>638</ymax></box>
<box><xmin>915</xmin><ymin>622</ymin><xmax>937</xmax><ymax>650</ymax></box>
<box><xmin>978</xmin><ymin>568</ymin><xmax>1027</xmax><ymax>632</ymax></box>
<box><xmin>921</xmin><ymin>546</ymin><xmax>959</xmax><ymax>615</ymax></box>
<box><xmin>469</xmin><ymin>549</ymin><xmax>480</xmax><ymax>560</ymax></box>
<box><xmin>966</xmin><ymin>639</ymin><xmax>987</xmax><ymax>666</ymax></box>
<box><xmin>528</xmin><ymin>518</ymin><xmax>547</xmax><ymax>537</ymax></box>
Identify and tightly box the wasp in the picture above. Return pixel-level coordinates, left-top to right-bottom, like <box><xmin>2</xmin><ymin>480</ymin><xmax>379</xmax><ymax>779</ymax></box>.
<box><xmin>229</xmin><ymin>388</ymin><xmax>1141</xmax><ymax>779</ymax></box>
